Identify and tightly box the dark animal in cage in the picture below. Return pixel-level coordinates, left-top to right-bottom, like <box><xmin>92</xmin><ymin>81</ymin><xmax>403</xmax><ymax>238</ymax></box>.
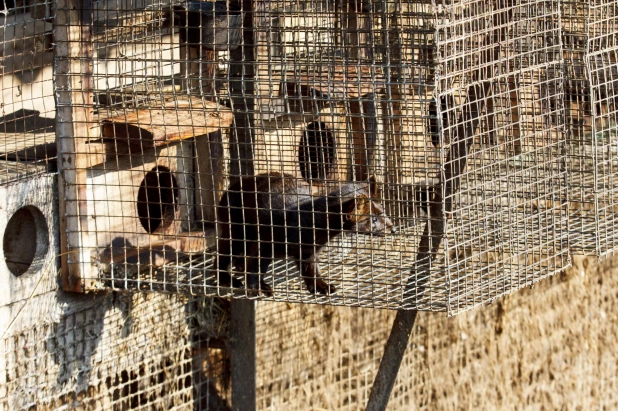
<box><xmin>215</xmin><ymin>172</ymin><xmax>395</xmax><ymax>296</ymax></box>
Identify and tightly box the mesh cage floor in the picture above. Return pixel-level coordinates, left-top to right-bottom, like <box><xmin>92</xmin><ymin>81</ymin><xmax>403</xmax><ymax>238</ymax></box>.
<box><xmin>98</xmin><ymin>224</ymin><xmax>446</xmax><ymax>310</ymax></box>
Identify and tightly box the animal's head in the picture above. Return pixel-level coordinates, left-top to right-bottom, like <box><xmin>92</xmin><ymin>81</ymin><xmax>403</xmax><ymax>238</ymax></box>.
<box><xmin>341</xmin><ymin>176</ymin><xmax>396</xmax><ymax>235</ymax></box>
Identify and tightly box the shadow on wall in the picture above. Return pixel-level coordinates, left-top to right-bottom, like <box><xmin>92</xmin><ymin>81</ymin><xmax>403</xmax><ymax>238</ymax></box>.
<box><xmin>47</xmin><ymin>292</ymin><xmax>114</xmax><ymax>394</ymax></box>
<box><xmin>36</xmin><ymin>289</ymin><xmax>233</xmax><ymax>409</ymax></box>
<box><xmin>0</xmin><ymin>109</ymin><xmax>55</xmax><ymax>134</ymax></box>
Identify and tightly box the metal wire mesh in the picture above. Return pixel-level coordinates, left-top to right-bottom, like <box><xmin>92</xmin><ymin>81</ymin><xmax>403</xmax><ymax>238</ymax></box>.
<box><xmin>47</xmin><ymin>0</ymin><xmax>580</xmax><ymax>315</ymax></box>
<box><xmin>254</xmin><ymin>301</ymin><xmax>426</xmax><ymax>410</ymax></box>
<box><xmin>437</xmin><ymin>0</ymin><xmax>570</xmax><ymax>313</ymax></box>
<box><xmin>588</xmin><ymin>0</ymin><xmax>618</xmax><ymax>255</ymax></box>
<box><xmin>0</xmin><ymin>293</ymin><xmax>231</xmax><ymax>410</ymax></box>
<box><xmin>563</xmin><ymin>0</ymin><xmax>618</xmax><ymax>257</ymax></box>
<box><xmin>254</xmin><ymin>258</ymin><xmax>618</xmax><ymax>410</ymax></box>
<box><xmin>1</xmin><ymin>0</ymin><xmax>57</xmax><ymax>181</ymax></box>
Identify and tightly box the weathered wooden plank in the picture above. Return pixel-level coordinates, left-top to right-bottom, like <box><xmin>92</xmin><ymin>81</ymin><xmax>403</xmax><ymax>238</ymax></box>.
<box><xmin>100</xmin><ymin>99</ymin><xmax>234</xmax><ymax>148</ymax></box>
<box><xmin>84</xmin><ymin>143</ymin><xmax>194</xmax><ymax>259</ymax></box>
<box><xmin>0</xmin><ymin>168</ymin><xmax>58</xmax><ymax>307</ymax></box>
<box><xmin>254</xmin><ymin>110</ymin><xmax>351</xmax><ymax>189</ymax></box>
<box><xmin>55</xmin><ymin>0</ymin><xmax>97</xmax><ymax>292</ymax></box>
<box><xmin>0</xmin><ymin>133</ymin><xmax>55</xmax><ymax>161</ymax></box>
<box><xmin>99</xmin><ymin>230</ymin><xmax>214</xmax><ymax>266</ymax></box>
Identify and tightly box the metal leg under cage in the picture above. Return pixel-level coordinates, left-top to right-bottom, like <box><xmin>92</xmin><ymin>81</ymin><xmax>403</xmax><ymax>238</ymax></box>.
<box><xmin>229</xmin><ymin>299</ymin><xmax>257</xmax><ymax>411</ymax></box>
<box><xmin>366</xmin><ymin>310</ymin><xmax>419</xmax><ymax>411</ymax></box>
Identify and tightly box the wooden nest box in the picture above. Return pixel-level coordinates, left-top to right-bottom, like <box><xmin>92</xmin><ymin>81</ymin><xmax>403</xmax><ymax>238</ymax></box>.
<box><xmin>253</xmin><ymin>66</ymin><xmax>387</xmax><ymax>190</ymax></box>
<box><xmin>60</xmin><ymin>98</ymin><xmax>233</xmax><ymax>290</ymax></box>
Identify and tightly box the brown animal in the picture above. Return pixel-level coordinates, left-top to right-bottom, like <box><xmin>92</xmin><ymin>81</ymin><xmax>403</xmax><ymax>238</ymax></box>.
<box><xmin>215</xmin><ymin>172</ymin><xmax>395</xmax><ymax>295</ymax></box>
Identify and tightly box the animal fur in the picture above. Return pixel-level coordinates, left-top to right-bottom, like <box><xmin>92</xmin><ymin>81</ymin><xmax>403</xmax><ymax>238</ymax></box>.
<box><xmin>215</xmin><ymin>172</ymin><xmax>395</xmax><ymax>295</ymax></box>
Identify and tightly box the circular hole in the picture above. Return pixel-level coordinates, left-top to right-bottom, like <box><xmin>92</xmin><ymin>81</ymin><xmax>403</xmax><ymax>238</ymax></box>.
<box><xmin>137</xmin><ymin>166</ymin><xmax>180</xmax><ymax>234</ymax></box>
<box><xmin>298</xmin><ymin>121</ymin><xmax>336</xmax><ymax>182</ymax></box>
<box><xmin>3</xmin><ymin>206</ymin><xmax>50</xmax><ymax>277</ymax></box>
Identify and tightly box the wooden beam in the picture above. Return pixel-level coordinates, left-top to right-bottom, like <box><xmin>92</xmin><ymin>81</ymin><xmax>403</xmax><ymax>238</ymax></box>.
<box><xmin>55</xmin><ymin>0</ymin><xmax>96</xmax><ymax>292</ymax></box>
<box><xmin>100</xmin><ymin>99</ymin><xmax>234</xmax><ymax>149</ymax></box>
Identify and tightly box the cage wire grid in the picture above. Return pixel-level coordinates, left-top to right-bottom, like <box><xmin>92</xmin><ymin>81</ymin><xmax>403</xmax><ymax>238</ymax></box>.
<box><xmin>2</xmin><ymin>0</ymin><xmax>617</xmax><ymax>408</ymax></box>
<box><xmin>253</xmin><ymin>301</ymin><xmax>426</xmax><ymax>410</ymax></box>
<box><xmin>44</xmin><ymin>0</ymin><xmax>588</xmax><ymax>315</ymax></box>
<box><xmin>562</xmin><ymin>0</ymin><xmax>618</xmax><ymax>257</ymax></box>
<box><xmin>1</xmin><ymin>0</ymin><xmax>57</xmax><ymax>184</ymax></box>
<box><xmin>588</xmin><ymin>0</ymin><xmax>618</xmax><ymax>256</ymax></box>
<box><xmin>437</xmin><ymin>0</ymin><xmax>570</xmax><ymax>313</ymax></box>
<box><xmin>0</xmin><ymin>292</ymin><xmax>231</xmax><ymax>411</ymax></box>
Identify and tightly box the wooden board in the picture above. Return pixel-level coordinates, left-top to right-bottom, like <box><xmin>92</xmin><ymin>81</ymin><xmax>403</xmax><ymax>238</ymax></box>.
<box><xmin>55</xmin><ymin>0</ymin><xmax>97</xmax><ymax>292</ymax></box>
<box><xmin>84</xmin><ymin>143</ymin><xmax>195</xmax><ymax>265</ymax></box>
<box><xmin>99</xmin><ymin>230</ymin><xmax>214</xmax><ymax>266</ymax></box>
<box><xmin>282</xmin><ymin>65</ymin><xmax>385</xmax><ymax>100</ymax></box>
<box><xmin>253</xmin><ymin>108</ymin><xmax>351</xmax><ymax>191</ymax></box>
<box><xmin>100</xmin><ymin>99</ymin><xmax>234</xmax><ymax>150</ymax></box>
<box><xmin>1</xmin><ymin>133</ymin><xmax>56</xmax><ymax>164</ymax></box>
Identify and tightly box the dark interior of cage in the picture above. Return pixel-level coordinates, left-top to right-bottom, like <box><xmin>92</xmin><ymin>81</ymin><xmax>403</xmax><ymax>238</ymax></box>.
<box><xmin>38</xmin><ymin>0</ymin><xmax>579</xmax><ymax>309</ymax></box>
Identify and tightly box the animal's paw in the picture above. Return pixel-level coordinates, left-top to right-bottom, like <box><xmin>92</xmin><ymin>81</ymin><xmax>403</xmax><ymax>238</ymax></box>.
<box><xmin>246</xmin><ymin>281</ymin><xmax>273</xmax><ymax>297</ymax></box>
<box><xmin>259</xmin><ymin>280</ymin><xmax>274</xmax><ymax>297</ymax></box>
<box><xmin>306</xmin><ymin>279</ymin><xmax>336</xmax><ymax>295</ymax></box>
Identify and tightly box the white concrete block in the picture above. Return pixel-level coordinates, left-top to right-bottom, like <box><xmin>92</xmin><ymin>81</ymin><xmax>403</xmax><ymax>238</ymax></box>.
<box><xmin>0</xmin><ymin>162</ymin><xmax>59</xmax><ymax>306</ymax></box>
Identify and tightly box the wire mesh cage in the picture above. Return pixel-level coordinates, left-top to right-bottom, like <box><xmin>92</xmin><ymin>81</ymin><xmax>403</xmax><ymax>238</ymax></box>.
<box><xmin>49</xmin><ymin>0</ymin><xmax>577</xmax><ymax>315</ymax></box>
<box><xmin>587</xmin><ymin>1</ymin><xmax>618</xmax><ymax>256</ymax></box>
<box><xmin>566</xmin><ymin>0</ymin><xmax>618</xmax><ymax>257</ymax></box>
<box><xmin>1</xmin><ymin>0</ymin><xmax>57</xmax><ymax>180</ymax></box>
